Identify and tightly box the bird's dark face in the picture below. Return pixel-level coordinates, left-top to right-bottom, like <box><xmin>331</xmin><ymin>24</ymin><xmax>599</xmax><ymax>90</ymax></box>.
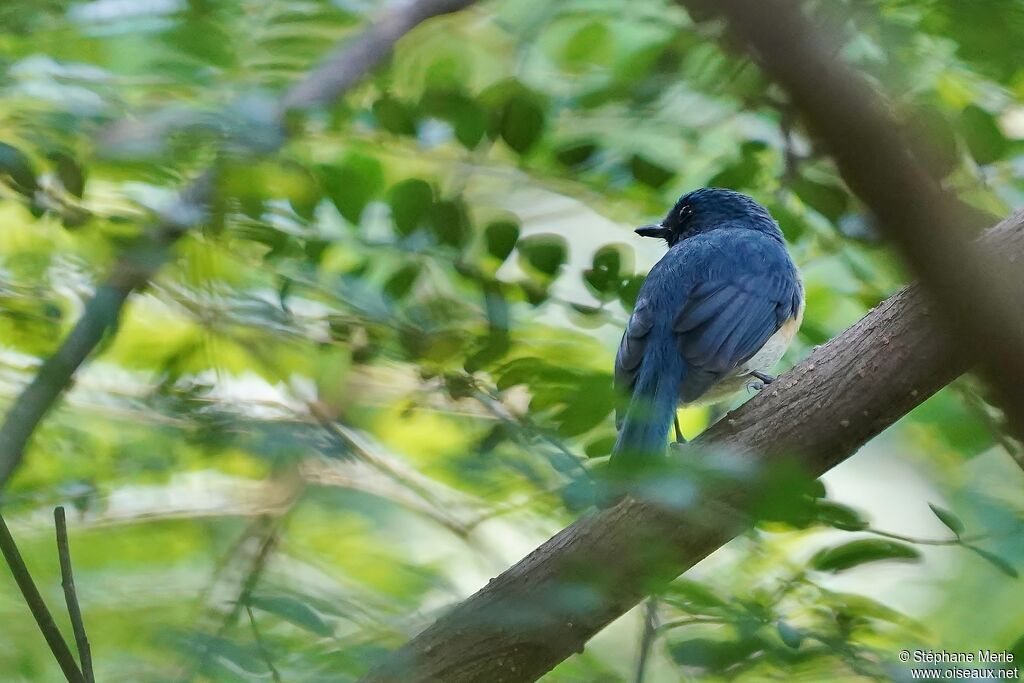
<box><xmin>635</xmin><ymin>188</ymin><xmax>777</xmax><ymax>247</ymax></box>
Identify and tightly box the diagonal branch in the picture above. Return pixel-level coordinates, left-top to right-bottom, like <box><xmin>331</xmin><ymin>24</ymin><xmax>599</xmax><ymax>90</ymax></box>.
<box><xmin>0</xmin><ymin>512</ymin><xmax>86</xmax><ymax>683</ymax></box>
<box><xmin>358</xmin><ymin>212</ymin><xmax>1023</xmax><ymax>683</ymax></box>
<box><xmin>677</xmin><ymin>0</ymin><xmax>1024</xmax><ymax>441</ymax></box>
<box><xmin>0</xmin><ymin>0</ymin><xmax>480</xmax><ymax>491</ymax></box>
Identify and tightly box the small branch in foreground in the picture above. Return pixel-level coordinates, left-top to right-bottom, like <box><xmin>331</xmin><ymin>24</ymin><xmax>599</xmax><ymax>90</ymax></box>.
<box><xmin>54</xmin><ymin>507</ymin><xmax>94</xmax><ymax>683</ymax></box>
<box><xmin>246</xmin><ymin>604</ymin><xmax>283</xmax><ymax>683</ymax></box>
<box><xmin>632</xmin><ymin>598</ymin><xmax>659</xmax><ymax>683</ymax></box>
<box><xmin>0</xmin><ymin>512</ymin><xmax>85</xmax><ymax>683</ymax></box>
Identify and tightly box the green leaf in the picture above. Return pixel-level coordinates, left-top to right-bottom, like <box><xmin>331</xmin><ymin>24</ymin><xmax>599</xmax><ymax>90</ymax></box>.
<box><xmin>554</xmin><ymin>140</ymin><xmax>598</xmax><ymax>168</ymax></box>
<box><xmin>550</xmin><ymin>373</ymin><xmax>615</xmax><ymax>437</ymax></box>
<box><xmin>792</xmin><ymin>177</ymin><xmax>848</xmax><ymax>222</ymax></box>
<box><xmin>618</xmin><ymin>275</ymin><xmax>645</xmax><ymax>310</ymax></box>
<box><xmin>629</xmin><ymin>154</ymin><xmax>675</xmax><ymax>189</ymax></box>
<box><xmin>561</xmin><ymin>476</ymin><xmax>596</xmax><ymax>512</ymax></box>
<box><xmin>500</xmin><ymin>96</ymin><xmax>545</xmax><ymax>155</ymax></box>
<box><xmin>384</xmin><ymin>262</ymin><xmax>423</xmax><ymax>301</ymax></box>
<box><xmin>583</xmin><ymin>433</ymin><xmax>615</xmax><ymax>458</ymax></box>
<box><xmin>277</xmin><ymin>162</ymin><xmax>321</xmax><ymax>221</ymax></box>
<box><xmin>518</xmin><ymin>234</ymin><xmax>568</xmax><ymax>278</ymax></box>
<box><xmin>766</xmin><ymin>202</ymin><xmax>806</xmax><ymax>241</ymax></box>
<box><xmin>814</xmin><ymin>500</ymin><xmax>869</xmax><ymax>531</ymax></box>
<box><xmin>963</xmin><ymin>544</ymin><xmax>1018</xmax><ymax>579</ymax></box>
<box><xmin>665</xmin><ymin>579</ymin><xmax>728</xmax><ymax>612</ymax></box>
<box><xmin>321</xmin><ymin>153</ymin><xmax>385</xmax><ymax>224</ymax></box>
<box><xmin>387</xmin><ymin>179</ymin><xmax>434</xmax><ymax>236</ymax></box>
<box><xmin>49</xmin><ymin>151</ymin><xmax>86</xmax><ymax>197</ymax></box>
<box><xmin>811</xmin><ymin>539</ymin><xmax>920</xmax><ymax>573</ymax></box>
<box><xmin>421</xmin><ymin>88</ymin><xmax>487</xmax><ymax>149</ymax></box>
<box><xmin>373</xmin><ymin>95</ymin><xmax>418</xmax><ymax>136</ymax></box>
<box><xmin>708</xmin><ymin>157</ymin><xmax>759</xmax><ymax>190</ymax></box>
<box><xmin>429</xmin><ymin>197</ymin><xmax>472</xmax><ymax>248</ymax></box>
<box><xmin>959</xmin><ymin>105</ymin><xmax>1008</xmax><ymax>165</ymax></box>
<box><xmin>561</xmin><ymin>21</ymin><xmax>614</xmax><ymax>70</ymax></box>
<box><xmin>249</xmin><ymin>593</ymin><xmax>335</xmax><ymax>636</ymax></box>
<box><xmin>584</xmin><ymin>243</ymin><xmax>632</xmax><ymax>299</ymax></box>
<box><xmin>0</xmin><ymin>142</ymin><xmax>39</xmax><ymax>196</ymax></box>
<box><xmin>484</xmin><ymin>219</ymin><xmax>520</xmax><ymax>262</ymax></box>
<box><xmin>911</xmin><ymin>391</ymin><xmax>993</xmax><ymax>458</ymax></box>
<box><xmin>777</xmin><ymin>620</ymin><xmax>804</xmax><ymax>649</ymax></box>
<box><xmin>668</xmin><ymin>637</ymin><xmax>760</xmax><ymax>670</ymax></box>
<box><xmin>928</xmin><ymin>503</ymin><xmax>965</xmax><ymax>537</ymax></box>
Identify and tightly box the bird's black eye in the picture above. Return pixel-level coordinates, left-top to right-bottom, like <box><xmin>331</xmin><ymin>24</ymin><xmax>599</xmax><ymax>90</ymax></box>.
<box><xmin>678</xmin><ymin>204</ymin><xmax>693</xmax><ymax>220</ymax></box>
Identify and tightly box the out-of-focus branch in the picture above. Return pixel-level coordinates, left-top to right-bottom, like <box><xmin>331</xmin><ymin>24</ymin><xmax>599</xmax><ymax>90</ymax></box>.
<box><xmin>282</xmin><ymin>0</ymin><xmax>477</xmax><ymax>111</ymax></box>
<box><xmin>359</xmin><ymin>214</ymin><xmax>1022</xmax><ymax>683</ymax></box>
<box><xmin>678</xmin><ymin>0</ymin><xmax>1024</xmax><ymax>440</ymax></box>
<box><xmin>0</xmin><ymin>512</ymin><xmax>86</xmax><ymax>683</ymax></box>
<box><xmin>0</xmin><ymin>0</ymin><xmax>482</xmax><ymax>491</ymax></box>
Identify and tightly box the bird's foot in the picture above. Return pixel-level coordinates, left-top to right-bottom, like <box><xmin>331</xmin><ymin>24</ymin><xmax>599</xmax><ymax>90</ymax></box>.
<box><xmin>746</xmin><ymin>370</ymin><xmax>776</xmax><ymax>394</ymax></box>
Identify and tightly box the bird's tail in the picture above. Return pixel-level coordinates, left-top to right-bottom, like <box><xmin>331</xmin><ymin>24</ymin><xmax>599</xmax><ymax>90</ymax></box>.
<box><xmin>611</xmin><ymin>343</ymin><xmax>685</xmax><ymax>467</ymax></box>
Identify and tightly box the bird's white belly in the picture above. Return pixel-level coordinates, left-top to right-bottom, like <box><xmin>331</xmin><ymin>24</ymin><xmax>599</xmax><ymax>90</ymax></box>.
<box><xmin>688</xmin><ymin>304</ymin><xmax>804</xmax><ymax>405</ymax></box>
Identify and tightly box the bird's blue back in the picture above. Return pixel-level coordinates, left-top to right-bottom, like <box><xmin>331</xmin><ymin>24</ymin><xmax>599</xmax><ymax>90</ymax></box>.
<box><xmin>611</xmin><ymin>191</ymin><xmax>802</xmax><ymax>469</ymax></box>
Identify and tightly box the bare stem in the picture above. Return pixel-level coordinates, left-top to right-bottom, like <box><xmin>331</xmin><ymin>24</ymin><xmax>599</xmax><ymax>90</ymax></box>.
<box><xmin>246</xmin><ymin>604</ymin><xmax>283</xmax><ymax>683</ymax></box>
<box><xmin>0</xmin><ymin>513</ymin><xmax>85</xmax><ymax>683</ymax></box>
<box><xmin>54</xmin><ymin>507</ymin><xmax>94</xmax><ymax>683</ymax></box>
<box><xmin>632</xmin><ymin>598</ymin><xmax>660</xmax><ymax>683</ymax></box>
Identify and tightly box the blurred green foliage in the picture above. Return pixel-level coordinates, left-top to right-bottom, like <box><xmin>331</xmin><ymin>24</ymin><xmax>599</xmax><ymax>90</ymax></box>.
<box><xmin>0</xmin><ymin>0</ymin><xmax>1022</xmax><ymax>681</ymax></box>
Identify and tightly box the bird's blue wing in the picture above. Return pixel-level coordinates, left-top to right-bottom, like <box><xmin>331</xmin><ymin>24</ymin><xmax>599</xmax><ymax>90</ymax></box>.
<box><xmin>674</xmin><ymin>269</ymin><xmax>799</xmax><ymax>401</ymax></box>
<box><xmin>614</xmin><ymin>297</ymin><xmax>654</xmax><ymax>425</ymax></box>
<box><xmin>614</xmin><ymin>226</ymin><xmax>801</xmax><ymax>412</ymax></box>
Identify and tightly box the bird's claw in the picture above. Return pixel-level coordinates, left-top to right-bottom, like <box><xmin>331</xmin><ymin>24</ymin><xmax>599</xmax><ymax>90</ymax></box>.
<box><xmin>746</xmin><ymin>379</ymin><xmax>766</xmax><ymax>394</ymax></box>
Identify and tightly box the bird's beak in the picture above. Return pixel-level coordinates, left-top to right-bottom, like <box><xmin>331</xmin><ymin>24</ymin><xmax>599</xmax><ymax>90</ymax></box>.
<box><xmin>635</xmin><ymin>224</ymin><xmax>669</xmax><ymax>239</ymax></box>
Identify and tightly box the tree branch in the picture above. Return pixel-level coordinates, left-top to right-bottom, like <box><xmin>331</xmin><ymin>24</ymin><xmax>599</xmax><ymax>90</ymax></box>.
<box><xmin>0</xmin><ymin>0</ymin><xmax>481</xmax><ymax>491</ymax></box>
<box><xmin>677</xmin><ymin>0</ymin><xmax>1024</xmax><ymax>440</ymax></box>
<box><xmin>0</xmin><ymin>512</ymin><xmax>85</xmax><ymax>683</ymax></box>
<box><xmin>54</xmin><ymin>507</ymin><xmax>94</xmax><ymax>683</ymax></box>
<box><xmin>359</xmin><ymin>213</ymin><xmax>1023</xmax><ymax>683</ymax></box>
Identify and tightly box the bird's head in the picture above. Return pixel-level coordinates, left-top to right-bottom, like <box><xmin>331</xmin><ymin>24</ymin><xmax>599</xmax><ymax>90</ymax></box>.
<box><xmin>635</xmin><ymin>188</ymin><xmax>780</xmax><ymax>247</ymax></box>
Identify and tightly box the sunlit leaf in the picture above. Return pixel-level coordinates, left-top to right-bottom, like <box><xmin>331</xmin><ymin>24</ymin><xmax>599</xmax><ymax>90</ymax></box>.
<box><xmin>811</xmin><ymin>540</ymin><xmax>921</xmax><ymax>573</ymax></box>
<box><xmin>518</xmin><ymin>234</ymin><xmax>568</xmax><ymax>277</ymax></box>
<box><xmin>321</xmin><ymin>153</ymin><xmax>385</xmax><ymax>224</ymax></box>
<box><xmin>927</xmin><ymin>503</ymin><xmax>965</xmax><ymax>537</ymax></box>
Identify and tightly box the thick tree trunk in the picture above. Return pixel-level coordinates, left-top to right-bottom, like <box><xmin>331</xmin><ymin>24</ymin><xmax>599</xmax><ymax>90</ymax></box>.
<box><xmin>360</xmin><ymin>212</ymin><xmax>1023</xmax><ymax>683</ymax></box>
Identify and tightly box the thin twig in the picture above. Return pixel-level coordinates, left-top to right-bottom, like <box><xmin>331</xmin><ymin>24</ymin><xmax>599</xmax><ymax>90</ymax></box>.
<box><xmin>864</xmin><ymin>525</ymin><xmax>1020</xmax><ymax>547</ymax></box>
<box><xmin>632</xmin><ymin>597</ymin><xmax>659</xmax><ymax>683</ymax></box>
<box><xmin>654</xmin><ymin>616</ymin><xmax>726</xmax><ymax>635</ymax></box>
<box><xmin>246</xmin><ymin>604</ymin><xmax>283</xmax><ymax>683</ymax></box>
<box><xmin>0</xmin><ymin>513</ymin><xmax>85</xmax><ymax>683</ymax></box>
<box><xmin>54</xmin><ymin>507</ymin><xmax>94</xmax><ymax>683</ymax></box>
<box><xmin>189</xmin><ymin>516</ymin><xmax>282</xmax><ymax>682</ymax></box>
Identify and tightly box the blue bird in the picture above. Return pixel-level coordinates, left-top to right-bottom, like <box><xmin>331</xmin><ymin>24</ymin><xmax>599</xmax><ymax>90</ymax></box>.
<box><xmin>611</xmin><ymin>188</ymin><xmax>804</xmax><ymax>472</ymax></box>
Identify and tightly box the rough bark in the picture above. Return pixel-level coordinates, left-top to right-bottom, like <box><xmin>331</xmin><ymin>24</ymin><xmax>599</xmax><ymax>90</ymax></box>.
<box><xmin>360</xmin><ymin>212</ymin><xmax>1023</xmax><ymax>683</ymax></box>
